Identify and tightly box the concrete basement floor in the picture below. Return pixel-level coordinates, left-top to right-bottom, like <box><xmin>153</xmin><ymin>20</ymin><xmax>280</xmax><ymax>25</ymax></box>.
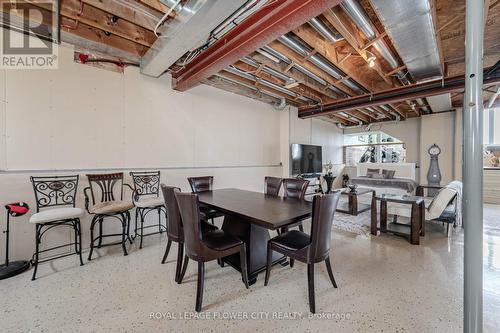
<box><xmin>1</xmin><ymin>205</ymin><xmax>499</xmax><ymax>333</ymax></box>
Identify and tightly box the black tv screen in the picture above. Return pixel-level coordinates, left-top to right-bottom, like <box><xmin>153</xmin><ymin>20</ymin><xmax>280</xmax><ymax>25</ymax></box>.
<box><xmin>291</xmin><ymin>144</ymin><xmax>323</xmax><ymax>175</ymax></box>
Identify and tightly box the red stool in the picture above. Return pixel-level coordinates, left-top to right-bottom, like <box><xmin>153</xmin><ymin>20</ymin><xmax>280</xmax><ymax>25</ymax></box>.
<box><xmin>0</xmin><ymin>202</ymin><xmax>30</xmax><ymax>279</ymax></box>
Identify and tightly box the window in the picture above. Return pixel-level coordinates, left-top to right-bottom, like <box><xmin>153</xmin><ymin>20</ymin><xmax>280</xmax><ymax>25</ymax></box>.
<box><xmin>343</xmin><ymin>131</ymin><xmax>406</xmax><ymax>167</ymax></box>
<box><xmin>484</xmin><ymin>107</ymin><xmax>500</xmax><ymax>168</ymax></box>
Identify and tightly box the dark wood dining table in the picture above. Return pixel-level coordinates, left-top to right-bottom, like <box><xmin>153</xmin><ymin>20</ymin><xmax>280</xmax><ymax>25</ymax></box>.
<box><xmin>197</xmin><ymin>188</ymin><xmax>312</xmax><ymax>285</ymax></box>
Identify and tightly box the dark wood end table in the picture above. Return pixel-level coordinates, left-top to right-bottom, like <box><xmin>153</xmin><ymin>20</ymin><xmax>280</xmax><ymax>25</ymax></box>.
<box><xmin>336</xmin><ymin>188</ymin><xmax>375</xmax><ymax>216</ymax></box>
<box><xmin>371</xmin><ymin>194</ymin><xmax>425</xmax><ymax>245</ymax></box>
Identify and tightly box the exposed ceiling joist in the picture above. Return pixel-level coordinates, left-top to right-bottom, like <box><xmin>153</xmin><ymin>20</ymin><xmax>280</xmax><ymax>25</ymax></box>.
<box><xmin>323</xmin><ymin>8</ymin><xmax>393</xmax><ymax>86</ymax></box>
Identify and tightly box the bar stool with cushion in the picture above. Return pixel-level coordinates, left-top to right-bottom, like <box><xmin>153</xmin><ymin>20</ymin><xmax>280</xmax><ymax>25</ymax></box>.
<box><xmin>264</xmin><ymin>176</ymin><xmax>283</xmax><ymax>196</ymax></box>
<box><xmin>160</xmin><ymin>184</ymin><xmax>217</xmax><ymax>283</ymax></box>
<box><xmin>84</xmin><ymin>173</ymin><xmax>134</xmax><ymax>260</ymax></box>
<box><xmin>281</xmin><ymin>178</ymin><xmax>309</xmax><ymax>233</ymax></box>
<box><xmin>130</xmin><ymin>171</ymin><xmax>167</xmax><ymax>249</ymax></box>
<box><xmin>174</xmin><ymin>191</ymin><xmax>249</xmax><ymax>312</ymax></box>
<box><xmin>264</xmin><ymin>192</ymin><xmax>341</xmax><ymax>313</ymax></box>
<box><xmin>187</xmin><ymin>176</ymin><xmax>224</xmax><ymax>224</ymax></box>
<box><xmin>30</xmin><ymin>175</ymin><xmax>84</xmax><ymax>280</ymax></box>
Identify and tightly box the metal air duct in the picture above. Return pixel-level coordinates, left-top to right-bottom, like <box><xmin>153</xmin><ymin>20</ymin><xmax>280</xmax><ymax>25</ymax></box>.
<box><xmin>368</xmin><ymin>0</ymin><xmax>443</xmax><ymax>81</ymax></box>
<box><xmin>308</xmin><ymin>17</ymin><xmax>343</xmax><ymax>43</ymax></box>
<box><xmin>141</xmin><ymin>0</ymin><xmax>247</xmax><ymax>77</ymax></box>
<box><xmin>277</xmin><ymin>35</ymin><xmax>364</xmax><ymax>93</ymax></box>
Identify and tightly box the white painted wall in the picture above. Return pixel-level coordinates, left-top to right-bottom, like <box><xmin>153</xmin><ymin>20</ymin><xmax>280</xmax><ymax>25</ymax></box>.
<box><xmin>287</xmin><ymin>107</ymin><xmax>344</xmax><ymax>176</ymax></box>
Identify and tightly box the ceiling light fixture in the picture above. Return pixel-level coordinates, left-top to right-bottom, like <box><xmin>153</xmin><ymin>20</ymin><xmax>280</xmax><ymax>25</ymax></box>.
<box><xmin>366</xmin><ymin>51</ymin><xmax>377</xmax><ymax>68</ymax></box>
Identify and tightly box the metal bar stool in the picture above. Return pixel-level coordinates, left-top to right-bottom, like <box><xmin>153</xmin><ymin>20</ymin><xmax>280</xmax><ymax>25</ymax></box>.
<box><xmin>130</xmin><ymin>171</ymin><xmax>167</xmax><ymax>249</ymax></box>
<box><xmin>84</xmin><ymin>173</ymin><xmax>134</xmax><ymax>260</ymax></box>
<box><xmin>30</xmin><ymin>175</ymin><xmax>84</xmax><ymax>280</ymax></box>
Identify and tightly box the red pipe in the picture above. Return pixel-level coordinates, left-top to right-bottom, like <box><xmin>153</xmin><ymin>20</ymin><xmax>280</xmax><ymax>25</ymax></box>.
<box><xmin>172</xmin><ymin>0</ymin><xmax>342</xmax><ymax>92</ymax></box>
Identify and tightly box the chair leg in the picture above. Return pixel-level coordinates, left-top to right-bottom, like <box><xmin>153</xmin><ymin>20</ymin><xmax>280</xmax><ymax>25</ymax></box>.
<box><xmin>264</xmin><ymin>244</ymin><xmax>273</xmax><ymax>286</ymax></box>
<box><xmin>88</xmin><ymin>216</ymin><xmax>98</xmax><ymax>261</ymax></box>
<box><xmin>175</xmin><ymin>242</ymin><xmax>184</xmax><ymax>283</ymax></box>
<box><xmin>127</xmin><ymin>211</ymin><xmax>133</xmax><ymax>244</ymax></box>
<box><xmin>139</xmin><ymin>209</ymin><xmax>145</xmax><ymax>249</ymax></box>
<box><xmin>31</xmin><ymin>224</ymin><xmax>40</xmax><ymax>281</ymax></box>
<box><xmin>97</xmin><ymin>217</ymin><xmax>103</xmax><ymax>248</ymax></box>
<box><xmin>134</xmin><ymin>209</ymin><xmax>138</xmax><ymax>239</ymax></box>
<box><xmin>298</xmin><ymin>224</ymin><xmax>304</xmax><ymax>232</ymax></box>
<box><xmin>195</xmin><ymin>262</ymin><xmax>205</xmax><ymax>312</ymax></box>
<box><xmin>161</xmin><ymin>239</ymin><xmax>172</xmax><ymax>264</ymax></box>
<box><xmin>290</xmin><ymin>258</ymin><xmax>295</xmax><ymax>268</ymax></box>
<box><xmin>179</xmin><ymin>255</ymin><xmax>189</xmax><ymax>283</ymax></box>
<box><xmin>239</xmin><ymin>245</ymin><xmax>249</xmax><ymax>289</ymax></box>
<box><xmin>158</xmin><ymin>208</ymin><xmax>162</xmax><ymax>234</ymax></box>
<box><xmin>325</xmin><ymin>256</ymin><xmax>337</xmax><ymax>288</ymax></box>
<box><xmin>307</xmin><ymin>263</ymin><xmax>316</xmax><ymax>313</ymax></box>
<box><xmin>75</xmin><ymin>219</ymin><xmax>84</xmax><ymax>266</ymax></box>
<box><xmin>120</xmin><ymin>213</ymin><xmax>128</xmax><ymax>256</ymax></box>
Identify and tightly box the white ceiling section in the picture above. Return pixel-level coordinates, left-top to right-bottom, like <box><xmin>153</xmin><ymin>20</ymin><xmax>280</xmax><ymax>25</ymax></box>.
<box><xmin>141</xmin><ymin>0</ymin><xmax>247</xmax><ymax>77</ymax></box>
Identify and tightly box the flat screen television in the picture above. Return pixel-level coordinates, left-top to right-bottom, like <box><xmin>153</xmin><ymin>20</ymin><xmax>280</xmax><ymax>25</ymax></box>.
<box><xmin>290</xmin><ymin>144</ymin><xmax>323</xmax><ymax>175</ymax></box>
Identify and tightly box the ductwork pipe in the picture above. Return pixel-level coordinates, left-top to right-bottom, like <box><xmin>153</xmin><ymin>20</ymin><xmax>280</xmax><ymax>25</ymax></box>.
<box><xmin>260</xmin><ymin>46</ymin><xmax>349</xmax><ymax>97</ymax></box>
<box><xmin>309</xmin><ymin>17</ymin><xmax>343</xmax><ymax>43</ymax></box>
<box><xmin>336</xmin><ymin>118</ymin><xmax>363</xmax><ymax>129</ymax></box>
<box><xmin>214</xmin><ymin>73</ymin><xmax>281</xmax><ymax>101</ymax></box>
<box><xmin>278</xmin><ymin>35</ymin><xmax>364</xmax><ymax>93</ymax></box>
<box><xmin>224</xmin><ymin>66</ymin><xmax>314</xmax><ymax>103</ymax></box>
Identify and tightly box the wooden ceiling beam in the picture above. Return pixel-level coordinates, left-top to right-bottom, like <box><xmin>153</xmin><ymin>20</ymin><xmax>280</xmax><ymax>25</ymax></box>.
<box><xmin>323</xmin><ymin>8</ymin><xmax>394</xmax><ymax>86</ymax></box>
<box><xmin>34</xmin><ymin>0</ymin><xmax>157</xmax><ymax>47</ymax></box>
<box><xmin>292</xmin><ymin>24</ymin><xmax>390</xmax><ymax>92</ymax></box>
<box><xmin>82</xmin><ymin>0</ymin><xmax>161</xmax><ymax>31</ymax></box>
<box><xmin>2</xmin><ymin>2</ymin><xmax>148</xmax><ymax>56</ymax></box>
<box><xmin>136</xmin><ymin>0</ymin><xmax>170</xmax><ymax>14</ymax></box>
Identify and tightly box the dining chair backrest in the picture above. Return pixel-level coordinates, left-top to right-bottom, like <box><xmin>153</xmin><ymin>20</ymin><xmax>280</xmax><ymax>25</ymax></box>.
<box><xmin>174</xmin><ymin>191</ymin><xmax>206</xmax><ymax>258</ymax></box>
<box><xmin>264</xmin><ymin>177</ymin><xmax>283</xmax><ymax>196</ymax></box>
<box><xmin>188</xmin><ymin>176</ymin><xmax>214</xmax><ymax>193</ymax></box>
<box><xmin>283</xmin><ymin>178</ymin><xmax>309</xmax><ymax>200</ymax></box>
<box><xmin>161</xmin><ymin>184</ymin><xmax>183</xmax><ymax>242</ymax></box>
<box><xmin>309</xmin><ymin>192</ymin><xmax>341</xmax><ymax>261</ymax></box>
<box><xmin>130</xmin><ymin>171</ymin><xmax>161</xmax><ymax>198</ymax></box>
<box><xmin>30</xmin><ymin>175</ymin><xmax>79</xmax><ymax>212</ymax></box>
<box><xmin>86</xmin><ymin>173</ymin><xmax>124</xmax><ymax>205</ymax></box>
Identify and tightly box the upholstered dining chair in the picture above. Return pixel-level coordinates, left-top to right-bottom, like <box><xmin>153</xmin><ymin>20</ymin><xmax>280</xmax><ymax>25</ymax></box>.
<box><xmin>84</xmin><ymin>173</ymin><xmax>134</xmax><ymax>260</ymax></box>
<box><xmin>187</xmin><ymin>176</ymin><xmax>224</xmax><ymax>224</ymax></box>
<box><xmin>174</xmin><ymin>191</ymin><xmax>249</xmax><ymax>312</ymax></box>
<box><xmin>160</xmin><ymin>185</ymin><xmax>217</xmax><ymax>283</ymax></box>
<box><xmin>281</xmin><ymin>178</ymin><xmax>310</xmax><ymax>232</ymax></box>
<box><xmin>264</xmin><ymin>176</ymin><xmax>283</xmax><ymax>196</ymax></box>
<box><xmin>264</xmin><ymin>192</ymin><xmax>341</xmax><ymax>313</ymax></box>
<box><xmin>130</xmin><ymin>171</ymin><xmax>167</xmax><ymax>249</ymax></box>
<box><xmin>30</xmin><ymin>175</ymin><xmax>84</xmax><ymax>280</ymax></box>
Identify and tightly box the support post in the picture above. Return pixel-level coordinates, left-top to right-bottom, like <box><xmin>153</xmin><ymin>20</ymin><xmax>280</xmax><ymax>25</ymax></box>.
<box><xmin>463</xmin><ymin>0</ymin><xmax>484</xmax><ymax>331</ymax></box>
